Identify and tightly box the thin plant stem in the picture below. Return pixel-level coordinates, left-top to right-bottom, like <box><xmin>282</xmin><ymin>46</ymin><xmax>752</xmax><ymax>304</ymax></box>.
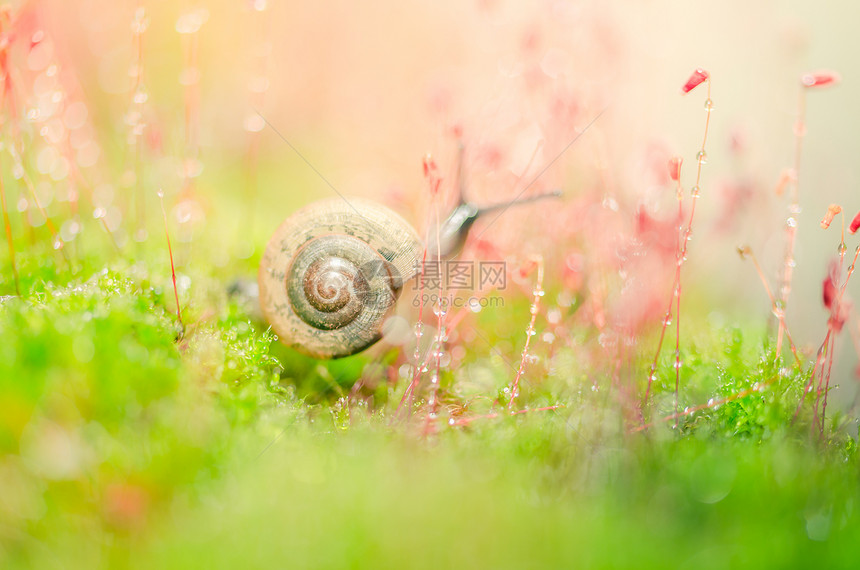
<box><xmin>738</xmin><ymin>247</ymin><xmax>802</xmax><ymax>367</ymax></box>
<box><xmin>794</xmin><ymin>244</ymin><xmax>860</xmax><ymax>424</ymax></box>
<box><xmin>158</xmin><ymin>190</ymin><xmax>182</xmax><ymax>326</ymax></box>
<box><xmin>0</xmin><ymin>159</ymin><xmax>18</xmax><ymax>296</ymax></box>
<box><xmin>131</xmin><ymin>5</ymin><xmax>147</xmax><ymax>239</ymax></box>
<box><xmin>450</xmin><ymin>404</ymin><xmax>565</xmax><ymax>428</ymax></box>
<box><xmin>633</xmin><ymin>375</ymin><xmax>777</xmax><ymax>433</ymax></box>
<box><xmin>776</xmin><ymin>88</ymin><xmax>807</xmax><ymax>356</ymax></box>
<box><xmin>508</xmin><ymin>256</ymin><xmax>544</xmax><ymax>410</ymax></box>
<box><xmin>645</xmin><ymin>78</ymin><xmax>712</xmax><ymax>410</ymax></box>
<box><xmin>17</xmin><ymin>162</ymin><xmax>69</xmax><ymax>266</ymax></box>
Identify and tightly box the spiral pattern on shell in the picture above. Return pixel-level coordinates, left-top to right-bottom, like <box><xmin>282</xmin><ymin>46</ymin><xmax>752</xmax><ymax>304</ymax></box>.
<box><xmin>259</xmin><ymin>198</ymin><xmax>422</xmax><ymax>359</ymax></box>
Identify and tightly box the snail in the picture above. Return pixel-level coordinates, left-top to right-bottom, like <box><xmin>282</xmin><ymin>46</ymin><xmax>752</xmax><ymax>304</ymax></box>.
<box><xmin>258</xmin><ymin>191</ymin><xmax>561</xmax><ymax>359</ymax></box>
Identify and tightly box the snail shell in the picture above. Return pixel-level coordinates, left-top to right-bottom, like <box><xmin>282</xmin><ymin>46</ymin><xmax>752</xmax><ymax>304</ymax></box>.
<box><xmin>258</xmin><ymin>198</ymin><xmax>422</xmax><ymax>359</ymax></box>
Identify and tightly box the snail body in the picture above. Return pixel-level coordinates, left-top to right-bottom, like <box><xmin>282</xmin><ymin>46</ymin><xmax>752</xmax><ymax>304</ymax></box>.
<box><xmin>260</xmin><ymin>190</ymin><xmax>561</xmax><ymax>359</ymax></box>
<box><xmin>258</xmin><ymin>198</ymin><xmax>422</xmax><ymax>359</ymax></box>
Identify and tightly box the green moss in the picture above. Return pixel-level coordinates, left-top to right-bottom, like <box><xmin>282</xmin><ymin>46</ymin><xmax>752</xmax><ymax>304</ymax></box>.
<box><xmin>0</xmin><ymin>231</ymin><xmax>857</xmax><ymax>569</ymax></box>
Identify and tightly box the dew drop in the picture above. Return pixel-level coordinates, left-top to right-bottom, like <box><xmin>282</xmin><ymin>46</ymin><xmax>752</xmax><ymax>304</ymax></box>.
<box><xmin>439</xmin><ymin>352</ymin><xmax>452</xmax><ymax>368</ymax></box>
<box><xmin>59</xmin><ymin>220</ymin><xmax>81</xmax><ymax>242</ymax></box>
<box><xmin>690</xmin><ymin>185</ymin><xmax>701</xmax><ymax>198</ymax></box>
<box><xmin>243</xmin><ymin>113</ymin><xmax>265</xmax><ymax>133</ymax></box>
<box><xmin>602</xmin><ymin>196</ymin><xmax>619</xmax><ymax>211</ymax></box>
<box><xmin>133</xmin><ymin>87</ymin><xmax>148</xmax><ymax>104</ymax></box>
<box><xmin>131</xmin><ymin>7</ymin><xmax>150</xmax><ymax>34</ymax></box>
<box><xmin>175</xmin><ymin>9</ymin><xmax>209</xmax><ymax>35</ymax></box>
<box><xmin>696</xmin><ymin>150</ymin><xmax>708</xmax><ymax>164</ymax></box>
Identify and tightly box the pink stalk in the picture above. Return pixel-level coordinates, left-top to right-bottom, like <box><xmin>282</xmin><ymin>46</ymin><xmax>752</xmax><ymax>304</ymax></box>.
<box><xmin>425</xmin><ymin>186</ymin><xmax>446</xmax><ymax>426</ymax></box>
<box><xmin>794</xmin><ymin>243</ymin><xmax>860</xmax><ymax>430</ymax></box>
<box><xmin>449</xmin><ymin>404</ymin><xmax>565</xmax><ymax>428</ymax></box>
<box><xmin>130</xmin><ymin>5</ymin><xmax>147</xmax><ymax>239</ymax></box>
<box><xmin>508</xmin><ymin>256</ymin><xmax>544</xmax><ymax>410</ymax></box>
<box><xmin>632</xmin><ymin>376</ymin><xmax>777</xmax><ymax>433</ymax></box>
<box><xmin>399</xmin><ymin>153</ymin><xmax>444</xmax><ymax>416</ymax></box>
<box><xmin>396</xmin><ymin>247</ymin><xmax>427</xmax><ymax>415</ymax></box>
<box><xmin>645</xmin><ymin>70</ymin><xmax>713</xmax><ymax>417</ymax></box>
<box><xmin>737</xmin><ymin>246</ymin><xmax>802</xmax><ymax>367</ymax></box>
<box><xmin>777</xmin><ymin>71</ymin><xmax>840</xmax><ymax>356</ymax></box>
<box><xmin>775</xmin><ymin>90</ymin><xmax>806</xmax><ymax>356</ymax></box>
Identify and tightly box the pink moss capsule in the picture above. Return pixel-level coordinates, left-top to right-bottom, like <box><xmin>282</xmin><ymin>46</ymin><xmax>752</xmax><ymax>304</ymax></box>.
<box><xmin>820</xmin><ymin>204</ymin><xmax>842</xmax><ymax>229</ymax></box>
<box><xmin>823</xmin><ymin>273</ymin><xmax>837</xmax><ymax>310</ymax></box>
<box><xmin>517</xmin><ymin>258</ymin><xmax>538</xmax><ymax>279</ymax></box>
<box><xmin>681</xmin><ymin>68</ymin><xmax>709</xmax><ymax>94</ymax></box>
<box><xmin>849</xmin><ymin>211</ymin><xmax>860</xmax><ymax>234</ymax></box>
<box><xmin>422</xmin><ymin>154</ymin><xmax>442</xmax><ymax>195</ymax></box>
<box><xmin>667</xmin><ymin>157</ymin><xmax>682</xmax><ymax>182</ymax></box>
<box><xmin>801</xmin><ymin>70</ymin><xmax>841</xmax><ymax>89</ymax></box>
